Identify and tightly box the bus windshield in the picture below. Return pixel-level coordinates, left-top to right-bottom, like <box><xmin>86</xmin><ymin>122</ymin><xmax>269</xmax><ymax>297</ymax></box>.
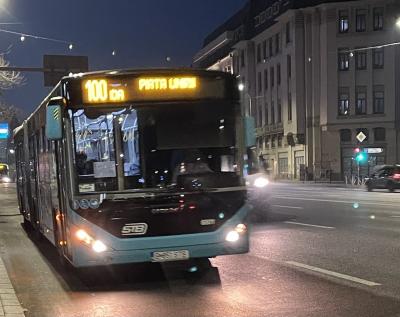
<box><xmin>0</xmin><ymin>164</ymin><xmax>8</xmax><ymax>176</ymax></box>
<box><xmin>70</xmin><ymin>102</ymin><xmax>239</xmax><ymax>193</ymax></box>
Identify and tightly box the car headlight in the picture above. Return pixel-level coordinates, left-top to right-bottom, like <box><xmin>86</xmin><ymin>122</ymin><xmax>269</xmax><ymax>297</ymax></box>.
<box><xmin>254</xmin><ymin>177</ymin><xmax>269</xmax><ymax>188</ymax></box>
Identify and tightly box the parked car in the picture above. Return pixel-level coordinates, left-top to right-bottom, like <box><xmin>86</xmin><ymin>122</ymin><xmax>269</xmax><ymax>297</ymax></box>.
<box><xmin>365</xmin><ymin>165</ymin><xmax>400</xmax><ymax>192</ymax></box>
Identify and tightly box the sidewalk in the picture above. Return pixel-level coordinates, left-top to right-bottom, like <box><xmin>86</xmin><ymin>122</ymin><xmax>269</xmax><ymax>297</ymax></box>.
<box><xmin>0</xmin><ymin>258</ymin><xmax>25</xmax><ymax>317</ymax></box>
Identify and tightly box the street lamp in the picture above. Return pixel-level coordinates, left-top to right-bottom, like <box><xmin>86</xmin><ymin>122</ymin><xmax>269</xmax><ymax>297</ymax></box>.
<box><xmin>396</xmin><ymin>17</ymin><xmax>400</xmax><ymax>29</ymax></box>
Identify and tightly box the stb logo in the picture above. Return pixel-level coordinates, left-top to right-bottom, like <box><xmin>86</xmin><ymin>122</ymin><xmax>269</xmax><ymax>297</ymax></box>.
<box><xmin>121</xmin><ymin>223</ymin><xmax>148</xmax><ymax>236</ymax></box>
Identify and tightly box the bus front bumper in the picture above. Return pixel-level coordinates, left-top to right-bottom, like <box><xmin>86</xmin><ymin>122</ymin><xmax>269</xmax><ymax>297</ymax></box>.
<box><xmin>70</xmin><ymin>203</ymin><xmax>251</xmax><ymax>268</ymax></box>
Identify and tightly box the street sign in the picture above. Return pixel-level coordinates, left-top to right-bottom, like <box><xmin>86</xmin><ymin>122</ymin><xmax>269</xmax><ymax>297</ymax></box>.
<box><xmin>365</xmin><ymin>147</ymin><xmax>383</xmax><ymax>154</ymax></box>
<box><xmin>356</xmin><ymin>131</ymin><xmax>367</xmax><ymax>143</ymax></box>
<box><xmin>43</xmin><ymin>55</ymin><xmax>89</xmax><ymax>87</ymax></box>
<box><xmin>0</xmin><ymin>123</ymin><xmax>9</xmax><ymax>139</ymax></box>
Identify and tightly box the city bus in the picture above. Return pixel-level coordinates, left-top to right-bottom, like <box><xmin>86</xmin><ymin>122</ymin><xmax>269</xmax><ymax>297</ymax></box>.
<box><xmin>14</xmin><ymin>69</ymin><xmax>254</xmax><ymax>268</ymax></box>
<box><xmin>0</xmin><ymin>163</ymin><xmax>10</xmax><ymax>183</ymax></box>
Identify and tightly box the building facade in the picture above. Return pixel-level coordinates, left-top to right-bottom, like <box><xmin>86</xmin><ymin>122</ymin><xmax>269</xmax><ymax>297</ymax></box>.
<box><xmin>193</xmin><ymin>0</ymin><xmax>400</xmax><ymax>181</ymax></box>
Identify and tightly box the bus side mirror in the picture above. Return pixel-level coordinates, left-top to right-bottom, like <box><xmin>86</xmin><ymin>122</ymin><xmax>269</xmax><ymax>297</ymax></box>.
<box><xmin>244</xmin><ymin>116</ymin><xmax>256</xmax><ymax>148</ymax></box>
<box><xmin>46</xmin><ymin>98</ymin><xmax>65</xmax><ymax>141</ymax></box>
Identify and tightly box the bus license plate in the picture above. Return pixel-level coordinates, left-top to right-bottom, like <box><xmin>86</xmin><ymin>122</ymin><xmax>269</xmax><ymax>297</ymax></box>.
<box><xmin>151</xmin><ymin>250</ymin><xmax>190</xmax><ymax>262</ymax></box>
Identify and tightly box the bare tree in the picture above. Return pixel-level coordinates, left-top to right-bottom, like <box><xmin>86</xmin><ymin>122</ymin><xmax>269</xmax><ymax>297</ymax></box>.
<box><xmin>0</xmin><ymin>49</ymin><xmax>24</xmax><ymax>91</ymax></box>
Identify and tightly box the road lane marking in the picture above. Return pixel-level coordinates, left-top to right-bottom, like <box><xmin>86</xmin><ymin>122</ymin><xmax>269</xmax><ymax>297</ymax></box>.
<box><xmin>272</xmin><ymin>205</ymin><xmax>304</xmax><ymax>210</ymax></box>
<box><xmin>286</xmin><ymin>261</ymin><xmax>381</xmax><ymax>287</ymax></box>
<box><xmin>284</xmin><ymin>221</ymin><xmax>335</xmax><ymax>229</ymax></box>
<box><xmin>273</xmin><ymin>195</ymin><xmax>400</xmax><ymax>208</ymax></box>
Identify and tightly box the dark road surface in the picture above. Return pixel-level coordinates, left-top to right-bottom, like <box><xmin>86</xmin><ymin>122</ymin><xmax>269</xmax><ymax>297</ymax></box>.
<box><xmin>1</xmin><ymin>182</ymin><xmax>400</xmax><ymax>317</ymax></box>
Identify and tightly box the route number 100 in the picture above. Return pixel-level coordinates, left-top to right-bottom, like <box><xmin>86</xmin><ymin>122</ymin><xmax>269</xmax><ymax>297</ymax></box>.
<box><xmin>84</xmin><ymin>79</ymin><xmax>125</xmax><ymax>103</ymax></box>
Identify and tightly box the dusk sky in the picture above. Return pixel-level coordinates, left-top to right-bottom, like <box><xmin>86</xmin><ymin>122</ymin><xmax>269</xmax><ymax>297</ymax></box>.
<box><xmin>0</xmin><ymin>0</ymin><xmax>246</xmax><ymax>116</ymax></box>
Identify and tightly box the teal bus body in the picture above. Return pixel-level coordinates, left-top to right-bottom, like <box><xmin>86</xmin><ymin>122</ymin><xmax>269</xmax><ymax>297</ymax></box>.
<box><xmin>14</xmin><ymin>69</ymin><xmax>250</xmax><ymax>268</ymax></box>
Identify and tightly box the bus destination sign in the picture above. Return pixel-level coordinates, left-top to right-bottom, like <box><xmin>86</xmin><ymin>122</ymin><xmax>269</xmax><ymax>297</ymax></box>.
<box><xmin>81</xmin><ymin>75</ymin><xmax>226</xmax><ymax>104</ymax></box>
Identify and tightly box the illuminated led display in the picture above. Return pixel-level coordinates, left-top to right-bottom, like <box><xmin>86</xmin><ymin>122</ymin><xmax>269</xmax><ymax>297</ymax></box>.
<box><xmin>0</xmin><ymin>123</ymin><xmax>9</xmax><ymax>139</ymax></box>
<box><xmin>80</xmin><ymin>75</ymin><xmax>226</xmax><ymax>105</ymax></box>
<box><xmin>138</xmin><ymin>77</ymin><xmax>197</xmax><ymax>91</ymax></box>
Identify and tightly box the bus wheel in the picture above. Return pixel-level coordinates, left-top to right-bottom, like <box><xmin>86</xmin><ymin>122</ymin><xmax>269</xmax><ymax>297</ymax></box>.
<box><xmin>22</xmin><ymin>216</ymin><xmax>33</xmax><ymax>232</ymax></box>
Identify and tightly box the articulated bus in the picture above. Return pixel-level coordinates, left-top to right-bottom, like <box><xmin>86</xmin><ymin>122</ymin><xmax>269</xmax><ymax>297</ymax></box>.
<box><xmin>14</xmin><ymin>69</ymin><xmax>254</xmax><ymax>268</ymax></box>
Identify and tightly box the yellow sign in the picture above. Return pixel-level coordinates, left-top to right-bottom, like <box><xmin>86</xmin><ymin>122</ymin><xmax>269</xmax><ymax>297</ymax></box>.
<box><xmin>84</xmin><ymin>79</ymin><xmax>126</xmax><ymax>103</ymax></box>
<box><xmin>138</xmin><ymin>77</ymin><xmax>197</xmax><ymax>91</ymax></box>
<box><xmin>82</xmin><ymin>76</ymin><xmax>199</xmax><ymax>104</ymax></box>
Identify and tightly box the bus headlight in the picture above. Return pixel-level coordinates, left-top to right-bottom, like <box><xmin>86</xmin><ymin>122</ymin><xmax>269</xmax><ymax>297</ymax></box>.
<box><xmin>2</xmin><ymin>176</ymin><xmax>11</xmax><ymax>183</ymax></box>
<box><xmin>92</xmin><ymin>240</ymin><xmax>107</xmax><ymax>253</ymax></box>
<box><xmin>76</xmin><ymin>229</ymin><xmax>107</xmax><ymax>253</ymax></box>
<box><xmin>225</xmin><ymin>223</ymin><xmax>247</xmax><ymax>243</ymax></box>
<box><xmin>254</xmin><ymin>177</ymin><xmax>269</xmax><ymax>188</ymax></box>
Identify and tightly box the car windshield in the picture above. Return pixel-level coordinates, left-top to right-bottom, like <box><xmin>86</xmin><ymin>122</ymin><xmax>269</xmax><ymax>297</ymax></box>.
<box><xmin>70</xmin><ymin>102</ymin><xmax>239</xmax><ymax>193</ymax></box>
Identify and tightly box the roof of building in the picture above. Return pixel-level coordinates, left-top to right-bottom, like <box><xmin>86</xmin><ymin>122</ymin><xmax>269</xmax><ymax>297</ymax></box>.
<box><xmin>195</xmin><ymin>0</ymin><xmax>350</xmax><ymax>67</ymax></box>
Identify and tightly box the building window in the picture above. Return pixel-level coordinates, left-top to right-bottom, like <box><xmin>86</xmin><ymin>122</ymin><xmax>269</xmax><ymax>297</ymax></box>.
<box><xmin>373</xmin><ymin>7</ymin><xmax>384</xmax><ymax>31</ymax></box>
<box><xmin>271</xmin><ymin>135</ymin><xmax>276</xmax><ymax>148</ymax></box>
<box><xmin>278</xmin><ymin>135</ymin><xmax>283</xmax><ymax>147</ymax></box>
<box><xmin>373</xmin><ymin>88</ymin><xmax>384</xmax><ymax>114</ymax></box>
<box><xmin>356</xmin><ymin>51</ymin><xmax>367</xmax><ymax>70</ymax></box>
<box><xmin>258</xmin><ymin>104</ymin><xmax>263</xmax><ymax>127</ymax></box>
<box><xmin>257</xmin><ymin>43</ymin><xmax>261</xmax><ymax>63</ymax></box>
<box><xmin>338</xmin><ymin>50</ymin><xmax>350</xmax><ymax>71</ymax></box>
<box><xmin>258</xmin><ymin>72</ymin><xmax>262</xmax><ymax>93</ymax></box>
<box><xmin>339</xmin><ymin>10</ymin><xmax>349</xmax><ymax>33</ymax></box>
<box><xmin>264</xmin><ymin>102</ymin><xmax>269</xmax><ymax>125</ymax></box>
<box><xmin>262</xmin><ymin>40</ymin><xmax>267</xmax><ymax>60</ymax></box>
<box><xmin>374</xmin><ymin>127</ymin><xmax>386</xmax><ymax>141</ymax></box>
<box><xmin>340</xmin><ymin>129</ymin><xmax>351</xmax><ymax>142</ymax></box>
<box><xmin>356</xmin><ymin>89</ymin><xmax>367</xmax><ymax>115</ymax></box>
<box><xmin>338</xmin><ymin>90</ymin><xmax>350</xmax><ymax>116</ymax></box>
<box><xmin>287</xmin><ymin>55</ymin><xmax>292</xmax><ymax>78</ymax></box>
<box><xmin>271</xmin><ymin>100</ymin><xmax>275</xmax><ymax>123</ymax></box>
<box><xmin>269</xmin><ymin>38</ymin><xmax>273</xmax><ymax>57</ymax></box>
<box><xmin>356</xmin><ymin>9</ymin><xmax>366</xmax><ymax>32</ymax></box>
<box><xmin>286</xmin><ymin>22</ymin><xmax>291</xmax><ymax>44</ymax></box>
<box><xmin>277</xmin><ymin>100</ymin><xmax>282</xmax><ymax>123</ymax></box>
<box><xmin>275</xmin><ymin>33</ymin><xmax>281</xmax><ymax>54</ymax></box>
<box><xmin>264</xmin><ymin>69</ymin><xmax>268</xmax><ymax>90</ymax></box>
<box><xmin>270</xmin><ymin>67</ymin><xmax>275</xmax><ymax>87</ymax></box>
<box><xmin>373</xmin><ymin>48</ymin><xmax>384</xmax><ymax>68</ymax></box>
<box><xmin>240</xmin><ymin>50</ymin><xmax>245</xmax><ymax>67</ymax></box>
<box><xmin>288</xmin><ymin>93</ymin><xmax>292</xmax><ymax>121</ymax></box>
<box><xmin>277</xmin><ymin>63</ymin><xmax>281</xmax><ymax>85</ymax></box>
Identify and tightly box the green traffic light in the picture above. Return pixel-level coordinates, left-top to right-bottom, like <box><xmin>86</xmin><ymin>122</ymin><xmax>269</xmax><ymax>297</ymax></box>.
<box><xmin>355</xmin><ymin>152</ymin><xmax>367</xmax><ymax>162</ymax></box>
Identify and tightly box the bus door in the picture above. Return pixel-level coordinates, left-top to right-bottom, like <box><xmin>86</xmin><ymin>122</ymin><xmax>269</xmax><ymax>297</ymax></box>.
<box><xmin>28</xmin><ymin>135</ymin><xmax>40</xmax><ymax>228</ymax></box>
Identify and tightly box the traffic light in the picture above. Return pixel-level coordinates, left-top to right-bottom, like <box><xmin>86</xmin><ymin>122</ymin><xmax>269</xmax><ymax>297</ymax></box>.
<box><xmin>354</xmin><ymin>148</ymin><xmax>367</xmax><ymax>163</ymax></box>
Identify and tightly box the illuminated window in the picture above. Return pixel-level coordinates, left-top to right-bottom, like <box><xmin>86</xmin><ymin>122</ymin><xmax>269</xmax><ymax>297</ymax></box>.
<box><xmin>338</xmin><ymin>89</ymin><xmax>350</xmax><ymax>116</ymax></box>
<box><xmin>338</xmin><ymin>50</ymin><xmax>350</xmax><ymax>71</ymax></box>
<box><xmin>339</xmin><ymin>10</ymin><xmax>349</xmax><ymax>33</ymax></box>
